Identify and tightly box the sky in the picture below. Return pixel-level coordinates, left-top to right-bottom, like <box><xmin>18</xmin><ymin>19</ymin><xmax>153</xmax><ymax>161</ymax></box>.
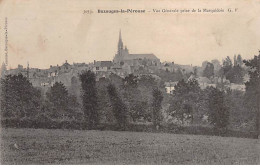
<box><xmin>0</xmin><ymin>0</ymin><xmax>260</xmax><ymax>69</ymax></box>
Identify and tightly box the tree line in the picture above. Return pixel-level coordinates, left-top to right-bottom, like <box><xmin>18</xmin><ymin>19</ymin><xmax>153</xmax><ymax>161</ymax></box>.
<box><xmin>0</xmin><ymin>70</ymin><xmax>164</xmax><ymax>131</ymax></box>
<box><xmin>0</xmin><ymin>53</ymin><xmax>259</xmax><ymax>138</ymax></box>
<box><xmin>202</xmin><ymin>54</ymin><xmax>245</xmax><ymax>84</ymax></box>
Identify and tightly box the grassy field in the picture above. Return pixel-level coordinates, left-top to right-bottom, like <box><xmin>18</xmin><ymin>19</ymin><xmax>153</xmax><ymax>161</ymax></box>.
<box><xmin>0</xmin><ymin>128</ymin><xmax>259</xmax><ymax>164</ymax></box>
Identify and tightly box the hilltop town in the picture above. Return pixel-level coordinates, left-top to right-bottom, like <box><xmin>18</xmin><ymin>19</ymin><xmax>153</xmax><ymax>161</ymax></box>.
<box><xmin>1</xmin><ymin>0</ymin><xmax>260</xmax><ymax>165</ymax></box>
<box><xmin>1</xmin><ymin>31</ymin><xmax>248</xmax><ymax>95</ymax></box>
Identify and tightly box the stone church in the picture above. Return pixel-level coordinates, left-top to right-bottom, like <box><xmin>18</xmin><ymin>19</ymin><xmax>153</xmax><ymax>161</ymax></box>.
<box><xmin>113</xmin><ymin>31</ymin><xmax>160</xmax><ymax>67</ymax></box>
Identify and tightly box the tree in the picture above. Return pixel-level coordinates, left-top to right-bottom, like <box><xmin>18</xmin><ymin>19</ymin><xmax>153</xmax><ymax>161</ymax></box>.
<box><xmin>219</xmin><ymin>55</ymin><xmax>245</xmax><ymax>84</ymax></box>
<box><xmin>152</xmin><ymin>88</ymin><xmax>163</xmax><ymax>128</ymax></box>
<box><xmin>243</xmin><ymin>52</ymin><xmax>260</xmax><ymax>138</ymax></box>
<box><xmin>69</xmin><ymin>76</ymin><xmax>81</xmax><ymax>101</ymax></box>
<box><xmin>138</xmin><ymin>75</ymin><xmax>158</xmax><ymax>121</ymax></box>
<box><xmin>203</xmin><ymin>62</ymin><xmax>214</xmax><ymax>79</ymax></box>
<box><xmin>176</xmin><ymin>68</ymin><xmax>185</xmax><ymax>81</ymax></box>
<box><xmin>233</xmin><ymin>54</ymin><xmax>243</xmax><ymax>67</ymax></box>
<box><xmin>169</xmin><ymin>80</ymin><xmax>189</xmax><ymax>124</ymax></box>
<box><xmin>46</xmin><ymin>82</ymin><xmax>80</xmax><ymax>120</ymax></box>
<box><xmin>234</xmin><ymin>55</ymin><xmax>238</xmax><ymax>66</ymax></box>
<box><xmin>237</xmin><ymin>54</ymin><xmax>243</xmax><ymax>66</ymax></box>
<box><xmin>79</xmin><ymin>70</ymin><xmax>99</xmax><ymax>129</ymax></box>
<box><xmin>123</xmin><ymin>74</ymin><xmax>138</xmax><ymax>88</ymax></box>
<box><xmin>193</xmin><ymin>66</ymin><xmax>198</xmax><ymax>77</ymax></box>
<box><xmin>96</xmin><ymin>78</ymin><xmax>114</xmax><ymax>123</ymax></box>
<box><xmin>225</xmin><ymin>65</ymin><xmax>244</xmax><ymax>84</ymax></box>
<box><xmin>122</xmin><ymin>74</ymin><xmax>143</xmax><ymax>122</ymax></box>
<box><xmin>202</xmin><ymin>61</ymin><xmax>209</xmax><ymax>70</ymax></box>
<box><xmin>169</xmin><ymin>79</ymin><xmax>201</xmax><ymax>124</ymax></box>
<box><xmin>107</xmin><ymin>83</ymin><xmax>128</xmax><ymax>129</ymax></box>
<box><xmin>226</xmin><ymin>90</ymin><xmax>253</xmax><ymax>131</ymax></box>
<box><xmin>211</xmin><ymin>59</ymin><xmax>221</xmax><ymax>73</ymax></box>
<box><xmin>46</xmin><ymin>82</ymin><xmax>69</xmax><ymax>119</ymax></box>
<box><xmin>208</xmin><ymin>87</ymin><xmax>229</xmax><ymax>131</ymax></box>
<box><xmin>0</xmin><ymin>74</ymin><xmax>41</xmax><ymax>118</ymax></box>
<box><xmin>67</xmin><ymin>94</ymin><xmax>82</xmax><ymax>120</ymax></box>
<box><xmin>109</xmin><ymin>73</ymin><xmax>123</xmax><ymax>89</ymax></box>
<box><xmin>222</xmin><ymin>56</ymin><xmax>233</xmax><ymax>75</ymax></box>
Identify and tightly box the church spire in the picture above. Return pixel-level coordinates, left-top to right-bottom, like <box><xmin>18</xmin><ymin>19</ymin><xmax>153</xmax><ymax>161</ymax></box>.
<box><xmin>118</xmin><ymin>30</ymin><xmax>123</xmax><ymax>47</ymax></box>
<box><xmin>118</xmin><ymin>29</ymin><xmax>124</xmax><ymax>56</ymax></box>
<box><xmin>119</xmin><ymin>29</ymin><xmax>122</xmax><ymax>41</ymax></box>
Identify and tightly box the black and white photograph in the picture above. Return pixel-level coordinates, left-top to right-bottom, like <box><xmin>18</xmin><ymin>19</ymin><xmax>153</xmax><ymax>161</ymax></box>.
<box><xmin>0</xmin><ymin>0</ymin><xmax>259</xmax><ymax>165</ymax></box>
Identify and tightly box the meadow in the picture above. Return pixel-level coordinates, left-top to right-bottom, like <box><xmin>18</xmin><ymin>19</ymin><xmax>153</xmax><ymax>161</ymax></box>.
<box><xmin>0</xmin><ymin>128</ymin><xmax>259</xmax><ymax>164</ymax></box>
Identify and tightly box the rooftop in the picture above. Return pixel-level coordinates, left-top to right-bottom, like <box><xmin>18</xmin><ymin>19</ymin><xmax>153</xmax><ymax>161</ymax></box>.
<box><xmin>126</xmin><ymin>54</ymin><xmax>159</xmax><ymax>60</ymax></box>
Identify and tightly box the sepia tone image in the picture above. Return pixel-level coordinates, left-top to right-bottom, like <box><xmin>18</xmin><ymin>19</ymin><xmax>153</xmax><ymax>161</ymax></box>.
<box><xmin>0</xmin><ymin>0</ymin><xmax>260</xmax><ymax>165</ymax></box>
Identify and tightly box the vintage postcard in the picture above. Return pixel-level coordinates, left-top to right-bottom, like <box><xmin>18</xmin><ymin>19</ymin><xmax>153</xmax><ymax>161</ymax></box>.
<box><xmin>0</xmin><ymin>0</ymin><xmax>259</xmax><ymax>165</ymax></box>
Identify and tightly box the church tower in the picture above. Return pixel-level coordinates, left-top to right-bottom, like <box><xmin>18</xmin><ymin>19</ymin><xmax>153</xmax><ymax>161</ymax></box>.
<box><xmin>113</xmin><ymin>30</ymin><xmax>129</xmax><ymax>64</ymax></box>
<box><xmin>117</xmin><ymin>30</ymin><xmax>124</xmax><ymax>57</ymax></box>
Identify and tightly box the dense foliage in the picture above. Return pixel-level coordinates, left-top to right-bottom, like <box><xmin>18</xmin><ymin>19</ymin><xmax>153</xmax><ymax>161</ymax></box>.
<box><xmin>243</xmin><ymin>53</ymin><xmax>260</xmax><ymax>137</ymax></box>
<box><xmin>207</xmin><ymin>87</ymin><xmax>230</xmax><ymax>130</ymax></box>
<box><xmin>0</xmin><ymin>74</ymin><xmax>41</xmax><ymax>118</ymax></box>
<box><xmin>151</xmin><ymin>88</ymin><xmax>163</xmax><ymax>128</ymax></box>
<box><xmin>219</xmin><ymin>56</ymin><xmax>245</xmax><ymax>84</ymax></box>
<box><xmin>203</xmin><ymin>62</ymin><xmax>214</xmax><ymax>79</ymax></box>
<box><xmin>79</xmin><ymin>70</ymin><xmax>99</xmax><ymax>129</ymax></box>
<box><xmin>46</xmin><ymin>82</ymin><xmax>81</xmax><ymax>120</ymax></box>
<box><xmin>169</xmin><ymin>79</ymin><xmax>202</xmax><ymax>124</ymax></box>
<box><xmin>107</xmin><ymin>83</ymin><xmax>128</xmax><ymax>129</ymax></box>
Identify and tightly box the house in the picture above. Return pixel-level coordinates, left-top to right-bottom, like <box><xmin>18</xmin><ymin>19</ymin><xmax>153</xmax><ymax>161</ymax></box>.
<box><xmin>161</xmin><ymin>62</ymin><xmax>175</xmax><ymax>72</ymax></box>
<box><xmin>165</xmin><ymin>81</ymin><xmax>178</xmax><ymax>94</ymax></box>
<box><xmin>188</xmin><ymin>74</ymin><xmax>216</xmax><ymax>89</ymax></box>
<box><xmin>93</xmin><ymin>61</ymin><xmax>113</xmax><ymax>72</ymax></box>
